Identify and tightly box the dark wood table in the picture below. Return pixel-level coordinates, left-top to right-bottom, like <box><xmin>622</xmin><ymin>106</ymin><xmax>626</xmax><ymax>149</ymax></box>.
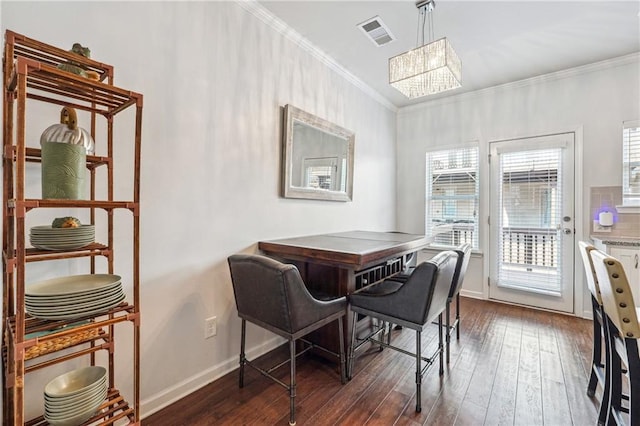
<box><xmin>258</xmin><ymin>230</ymin><xmax>431</xmax><ymax>355</ymax></box>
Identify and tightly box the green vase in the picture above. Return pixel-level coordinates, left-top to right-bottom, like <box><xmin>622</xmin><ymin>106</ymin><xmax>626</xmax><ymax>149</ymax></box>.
<box><xmin>41</xmin><ymin>142</ymin><xmax>86</xmax><ymax>199</ymax></box>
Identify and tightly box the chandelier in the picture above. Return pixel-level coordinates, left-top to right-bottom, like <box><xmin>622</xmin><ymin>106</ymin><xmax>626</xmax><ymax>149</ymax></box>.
<box><xmin>389</xmin><ymin>0</ymin><xmax>461</xmax><ymax>98</ymax></box>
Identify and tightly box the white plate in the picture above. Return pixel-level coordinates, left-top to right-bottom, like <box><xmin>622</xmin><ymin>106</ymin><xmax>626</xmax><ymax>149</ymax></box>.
<box><xmin>27</xmin><ymin>294</ymin><xmax>126</xmax><ymax>320</ymax></box>
<box><xmin>26</xmin><ymin>275</ymin><xmax>121</xmax><ymax>297</ymax></box>
<box><xmin>26</xmin><ymin>286</ymin><xmax>122</xmax><ymax>307</ymax></box>
<box><xmin>26</xmin><ymin>290</ymin><xmax>124</xmax><ymax>313</ymax></box>
<box><xmin>31</xmin><ymin>225</ymin><xmax>95</xmax><ymax>233</ymax></box>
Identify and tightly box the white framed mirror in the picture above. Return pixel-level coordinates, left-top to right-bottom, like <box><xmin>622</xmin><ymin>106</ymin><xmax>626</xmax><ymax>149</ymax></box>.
<box><xmin>282</xmin><ymin>104</ymin><xmax>355</xmax><ymax>201</ymax></box>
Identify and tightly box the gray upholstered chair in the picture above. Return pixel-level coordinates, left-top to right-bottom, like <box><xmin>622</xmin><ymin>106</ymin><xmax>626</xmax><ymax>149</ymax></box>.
<box><xmin>578</xmin><ymin>241</ymin><xmax>609</xmax><ymax>424</ymax></box>
<box><xmin>386</xmin><ymin>243</ymin><xmax>471</xmax><ymax>363</ymax></box>
<box><xmin>591</xmin><ymin>249</ymin><xmax>640</xmax><ymax>425</ymax></box>
<box><xmin>347</xmin><ymin>250</ymin><xmax>458</xmax><ymax>413</ymax></box>
<box><xmin>228</xmin><ymin>254</ymin><xmax>347</xmax><ymax>426</ymax></box>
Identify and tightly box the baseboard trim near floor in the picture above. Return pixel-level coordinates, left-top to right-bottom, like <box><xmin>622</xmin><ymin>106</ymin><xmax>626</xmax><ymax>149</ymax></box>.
<box><xmin>140</xmin><ymin>335</ymin><xmax>285</xmax><ymax>419</ymax></box>
<box><xmin>460</xmin><ymin>289</ymin><xmax>484</xmax><ymax>300</ymax></box>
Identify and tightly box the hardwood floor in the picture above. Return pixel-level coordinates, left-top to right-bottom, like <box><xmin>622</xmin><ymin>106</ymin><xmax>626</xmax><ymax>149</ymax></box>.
<box><xmin>144</xmin><ymin>297</ymin><xmax>599</xmax><ymax>425</ymax></box>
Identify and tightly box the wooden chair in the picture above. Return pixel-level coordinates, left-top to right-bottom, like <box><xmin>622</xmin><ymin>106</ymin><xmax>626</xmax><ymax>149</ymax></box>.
<box><xmin>591</xmin><ymin>249</ymin><xmax>640</xmax><ymax>425</ymax></box>
<box><xmin>228</xmin><ymin>254</ymin><xmax>347</xmax><ymax>426</ymax></box>
<box><xmin>578</xmin><ymin>241</ymin><xmax>609</xmax><ymax>424</ymax></box>
<box><xmin>347</xmin><ymin>250</ymin><xmax>458</xmax><ymax>412</ymax></box>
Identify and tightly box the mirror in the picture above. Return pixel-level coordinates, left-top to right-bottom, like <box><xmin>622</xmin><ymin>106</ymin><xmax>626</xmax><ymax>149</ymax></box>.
<box><xmin>282</xmin><ymin>104</ymin><xmax>355</xmax><ymax>201</ymax></box>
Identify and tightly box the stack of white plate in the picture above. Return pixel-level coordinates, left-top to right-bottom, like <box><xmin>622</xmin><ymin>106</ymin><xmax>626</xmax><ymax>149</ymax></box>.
<box><xmin>30</xmin><ymin>225</ymin><xmax>95</xmax><ymax>251</ymax></box>
<box><xmin>44</xmin><ymin>366</ymin><xmax>108</xmax><ymax>426</ymax></box>
<box><xmin>26</xmin><ymin>274</ymin><xmax>124</xmax><ymax>320</ymax></box>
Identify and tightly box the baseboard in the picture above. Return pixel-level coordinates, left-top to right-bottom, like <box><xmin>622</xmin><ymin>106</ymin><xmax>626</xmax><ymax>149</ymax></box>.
<box><xmin>140</xmin><ymin>335</ymin><xmax>284</xmax><ymax>419</ymax></box>
<box><xmin>460</xmin><ymin>289</ymin><xmax>484</xmax><ymax>300</ymax></box>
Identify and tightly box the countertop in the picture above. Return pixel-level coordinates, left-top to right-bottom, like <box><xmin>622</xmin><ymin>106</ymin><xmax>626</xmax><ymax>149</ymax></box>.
<box><xmin>590</xmin><ymin>236</ymin><xmax>640</xmax><ymax>247</ymax></box>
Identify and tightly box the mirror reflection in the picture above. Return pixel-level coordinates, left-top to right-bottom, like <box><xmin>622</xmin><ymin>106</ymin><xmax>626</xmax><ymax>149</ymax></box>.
<box><xmin>282</xmin><ymin>105</ymin><xmax>354</xmax><ymax>201</ymax></box>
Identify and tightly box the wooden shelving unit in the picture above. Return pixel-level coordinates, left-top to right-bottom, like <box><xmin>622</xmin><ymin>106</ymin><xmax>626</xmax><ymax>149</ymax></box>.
<box><xmin>2</xmin><ymin>30</ymin><xmax>142</xmax><ymax>425</ymax></box>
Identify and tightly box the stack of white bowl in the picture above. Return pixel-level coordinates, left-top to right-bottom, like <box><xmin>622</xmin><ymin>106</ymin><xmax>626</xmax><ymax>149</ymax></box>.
<box><xmin>26</xmin><ymin>274</ymin><xmax>124</xmax><ymax>320</ymax></box>
<box><xmin>44</xmin><ymin>366</ymin><xmax>107</xmax><ymax>426</ymax></box>
<box><xmin>30</xmin><ymin>224</ymin><xmax>95</xmax><ymax>251</ymax></box>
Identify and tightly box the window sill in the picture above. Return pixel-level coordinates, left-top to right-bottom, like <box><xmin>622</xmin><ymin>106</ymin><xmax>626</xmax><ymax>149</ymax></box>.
<box><xmin>616</xmin><ymin>204</ymin><xmax>640</xmax><ymax>214</ymax></box>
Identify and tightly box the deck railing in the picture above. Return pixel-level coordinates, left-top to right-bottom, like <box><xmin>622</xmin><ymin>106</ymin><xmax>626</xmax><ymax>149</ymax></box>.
<box><xmin>431</xmin><ymin>225</ymin><xmax>558</xmax><ymax>269</ymax></box>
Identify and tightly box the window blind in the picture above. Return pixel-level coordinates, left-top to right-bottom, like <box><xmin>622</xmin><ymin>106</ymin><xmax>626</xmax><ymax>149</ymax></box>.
<box><xmin>623</xmin><ymin>121</ymin><xmax>640</xmax><ymax>205</ymax></box>
<box><xmin>496</xmin><ymin>148</ymin><xmax>562</xmax><ymax>296</ymax></box>
<box><xmin>425</xmin><ymin>147</ymin><xmax>479</xmax><ymax>249</ymax></box>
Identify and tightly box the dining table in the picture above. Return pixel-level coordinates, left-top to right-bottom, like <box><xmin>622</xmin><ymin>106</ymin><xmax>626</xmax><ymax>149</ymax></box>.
<box><xmin>258</xmin><ymin>230</ymin><xmax>432</xmax><ymax>356</ymax></box>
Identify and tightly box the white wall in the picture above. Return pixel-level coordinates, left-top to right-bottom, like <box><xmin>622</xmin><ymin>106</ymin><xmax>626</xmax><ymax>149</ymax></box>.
<box><xmin>396</xmin><ymin>55</ymin><xmax>640</xmax><ymax>312</ymax></box>
<box><xmin>1</xmin><ymin>1</ymin><xmax>397</xmax><ymax>419</ymax></box>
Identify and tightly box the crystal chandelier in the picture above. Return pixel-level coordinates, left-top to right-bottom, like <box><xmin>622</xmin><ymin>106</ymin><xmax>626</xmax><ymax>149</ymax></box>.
<box><xmin>389</xmin><ymin>0</ymin><xmax>461</xmax><ymax>98</ymax></box>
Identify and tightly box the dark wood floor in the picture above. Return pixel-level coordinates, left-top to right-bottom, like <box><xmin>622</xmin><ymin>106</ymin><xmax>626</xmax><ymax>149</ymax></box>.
<box><xmin>144</xmin><ymin>297</ymin><xmax>599</xmax><ymax>425</ymax></box>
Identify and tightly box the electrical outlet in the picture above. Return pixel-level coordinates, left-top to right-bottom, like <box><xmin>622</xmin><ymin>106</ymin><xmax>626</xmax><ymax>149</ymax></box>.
<box><xmin>593</xmin><ymin>220</ymin><xmax>612</xmax><ymax>233</ymax></box>
<box><xmin>205</xmin><ymin>316</ymin><xmax>217</xmax><ymax>339</ymax></box>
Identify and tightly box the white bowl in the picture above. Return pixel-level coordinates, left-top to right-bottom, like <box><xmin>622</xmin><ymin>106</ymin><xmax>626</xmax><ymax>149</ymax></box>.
<box><xmin>44</xmin><ymin>366</ymin><xmax>107</xmax><ymax>398</ymax></box>
<box><xmin>44</xmin><ymin>401</ymin><xmax>103</xmax><ymax>426</ymax></box>
<box><xmin>44</xmin><ymin>376</ymin><xmax>106</xmax><ymax>405</ymax></box>
<box><xmin>45</xmin><ymin>387</ymin><xmax>107</xmax><ymax>416</ymax></box>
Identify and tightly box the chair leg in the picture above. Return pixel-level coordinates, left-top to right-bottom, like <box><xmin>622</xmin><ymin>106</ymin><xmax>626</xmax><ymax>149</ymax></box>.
<box><xmin>338</xmin><ymin>317</ymin><xmax>346</xmax><ymax>385</ymax></box>
<box><xmin>445</xmin><ymin>301</ymin><xmax>451</xmax><ymax>364</ymax></box>
<box><xmin>598</xmin><ymin>313</ymin><xmax>612</xmax><ymax>425</ymax></box>
<box><xmin>289</xmin><ymin>339</ymin><xmax>297</xmax><ymax>426</ymax></box>
<box><xmin>606</xmin><ymin>319</ymin><xmax>623</xmax><ymax>426</ymax></box>
<box><xmin>438</xmin><ymin>313</ymin><xmax>444</xmax><ymax>375</ymax></box>
<box><xmin>626</xmin><ymin>339</ymin><xmax>640</xmax><ymax>426</ymax></box>
<box><xmin>587</xmin><ymin>300</ymin><xmax>603</xmax><ymax>397</ymax></box>
<box><xmin>239</xmin><ymin>319</ymin><xmax>246</xmax><ymax>388</ymax></box>
<box><xmin>348</xmin><ymin>311</ymin><xmax>358</xmax><ymax>380</ymax></box>
<box><xmin>455</xmin><ymin>294</ymin><xmax>461</xmax><ymax>340</ymax></box>
<box><xmin>415</xmin><ymin>328</ymin><xmax>422</xmax><ymax>413</ymax></box>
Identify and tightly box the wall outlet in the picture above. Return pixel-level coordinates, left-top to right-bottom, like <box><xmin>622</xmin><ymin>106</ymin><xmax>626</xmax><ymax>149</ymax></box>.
<box><xmin>593</xmin><ymin>220</ymin><xmax>612</xmax><ymax>233</ymax></box>
<box><xmin>205</xmin><ymin>316</ymin><xmax>217</xmax><ymax>339</ymax></box>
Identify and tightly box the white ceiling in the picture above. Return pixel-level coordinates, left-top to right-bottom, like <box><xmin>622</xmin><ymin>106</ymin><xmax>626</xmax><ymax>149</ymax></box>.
<box><xmin>258</xmin><ymin>0</ymin><xmax>640</xmax><ymax>108</ymax></box>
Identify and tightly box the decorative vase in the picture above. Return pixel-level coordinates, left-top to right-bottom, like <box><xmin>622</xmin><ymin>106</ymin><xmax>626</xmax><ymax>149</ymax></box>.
<box><xmin>40</xmin><ymin>107</ymin><xmax>94</xmax><ymax>199</ymax></box>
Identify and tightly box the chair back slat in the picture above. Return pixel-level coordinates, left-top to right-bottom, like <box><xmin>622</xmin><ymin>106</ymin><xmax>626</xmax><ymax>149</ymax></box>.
<box><xmin>578</xmin><ymin>241</ymin><xmax>602</xmax><ymax>304</ymax></box>
<box><xmin>591</xmin><ymin>250</ymin><xmax>640</xmax><ymax>339</ymax></box>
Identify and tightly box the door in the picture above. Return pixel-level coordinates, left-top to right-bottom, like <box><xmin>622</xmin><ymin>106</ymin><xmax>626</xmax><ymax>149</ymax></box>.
<box><xmin>489</xmin><ymin>133</ymin><xmax>575</xmax><ymax>313</ymax></box>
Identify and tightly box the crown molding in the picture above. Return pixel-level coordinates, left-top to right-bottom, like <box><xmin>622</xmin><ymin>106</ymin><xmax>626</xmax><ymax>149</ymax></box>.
<box><xmin>399</xmin><ymin>52</ymin><xmax>640</xmax><ymax>115</ymax></box>
<box><xmin>235</xmin><ymin>0</ymin><xmax>398</xmax><ymax>113</ymax></box>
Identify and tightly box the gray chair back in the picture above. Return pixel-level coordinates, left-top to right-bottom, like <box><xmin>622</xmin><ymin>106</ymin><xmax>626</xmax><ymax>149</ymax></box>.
<box><xmin>389</xmin><ymin>250</ymin><xmax>458</xmax><ymax>325</ymax></box>
<box><xmin>228</xmin><ymin>254</ymin><xmax>338</xmax><ymax>334</ymax></box>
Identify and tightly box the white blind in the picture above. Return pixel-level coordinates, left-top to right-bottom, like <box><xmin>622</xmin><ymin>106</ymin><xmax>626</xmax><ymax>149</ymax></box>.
<box><xmin>425</xmin><ymin>147</ymin><xmax>479</xmax><ymax>249</ymax></box>
<box><xmin>497</xmin><ymin>148</ymin><xmax>563</xmax><ymax>296</ymax></box>
<box><xmin>623</xmin><ymin>121</ymin><xmax>640</xmax><ymax>205</ymax></box>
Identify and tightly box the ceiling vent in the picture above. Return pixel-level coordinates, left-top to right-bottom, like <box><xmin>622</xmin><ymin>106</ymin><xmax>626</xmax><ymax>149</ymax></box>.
<box><xmin>357</xmin><ymin>16</ymin><xmax>395</xmax><ymax>47</ymax></box>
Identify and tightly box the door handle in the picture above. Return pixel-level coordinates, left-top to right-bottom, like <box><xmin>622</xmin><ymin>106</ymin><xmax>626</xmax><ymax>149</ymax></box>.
<box><xmin>635</xmin><ymin>254</ymin><xmax>638</xmax><ymax>269</ymax></box>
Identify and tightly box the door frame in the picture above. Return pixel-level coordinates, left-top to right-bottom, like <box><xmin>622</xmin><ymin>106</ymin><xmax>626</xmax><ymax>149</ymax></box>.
<box><xmin>480</xmin><ymin>126</ymin><xmax>585</xmax><ymax>317</ymax></box>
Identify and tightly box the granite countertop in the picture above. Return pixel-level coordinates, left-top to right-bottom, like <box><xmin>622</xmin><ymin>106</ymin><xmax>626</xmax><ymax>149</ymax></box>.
<box><xmin>590</xmin><ymin>236</ymin><xmax>640</xmax><ymax>247</ymax></box>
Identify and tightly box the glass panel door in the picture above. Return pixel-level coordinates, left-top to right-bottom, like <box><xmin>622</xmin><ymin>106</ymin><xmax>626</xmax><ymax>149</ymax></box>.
<box><xmin>489</xmin><ymin>133</ymin><xmax>575</xmax><ymax>313</ymax></box>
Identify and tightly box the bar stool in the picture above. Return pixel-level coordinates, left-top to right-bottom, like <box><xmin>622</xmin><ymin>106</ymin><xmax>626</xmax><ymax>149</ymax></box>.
<box><xmin>228</xmin><ymin>254</ymin><xmax>347</xmax><ymax>426</ymax></box>
<box><xmin>591</xmin><ymin>249</ymin><xmax>640</xmax><ymax>425</ymax></box>
<box><xmin>386</xmin><ymin>243</ymin><xmax>471</xmax><ymax>363</ymax></box>
<box><xmin>347</xmin><ymin>250</ymin><xmax>458</xmax><ymax>412</ymax></box>
<box><xmin>578</xmin><ymin>241</ymin><xmax>609</xmax><ymax>425</ymax></box>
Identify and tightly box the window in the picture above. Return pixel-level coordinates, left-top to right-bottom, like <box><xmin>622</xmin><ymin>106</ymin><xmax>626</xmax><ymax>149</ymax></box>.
<box><xmin>426</xmin><ymin>146</ymin><xmax>479</xmax><ymax>249</ymax></box>
<box><xmin>623</xmin><ymin>120</ymin><xmax>640</xmax><ymax>206</ymax></box>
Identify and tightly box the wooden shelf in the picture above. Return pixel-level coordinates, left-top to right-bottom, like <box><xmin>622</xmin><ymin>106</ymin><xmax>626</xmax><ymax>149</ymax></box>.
<box><xmin>25</xmin><ymin>389</ymin><xmax>134</xmax><ymax>426</ymax></box>
<box><xmin>3</xmin><ymin>29</ymin><xmax>142</xmax><ymax>425</ymax></box>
